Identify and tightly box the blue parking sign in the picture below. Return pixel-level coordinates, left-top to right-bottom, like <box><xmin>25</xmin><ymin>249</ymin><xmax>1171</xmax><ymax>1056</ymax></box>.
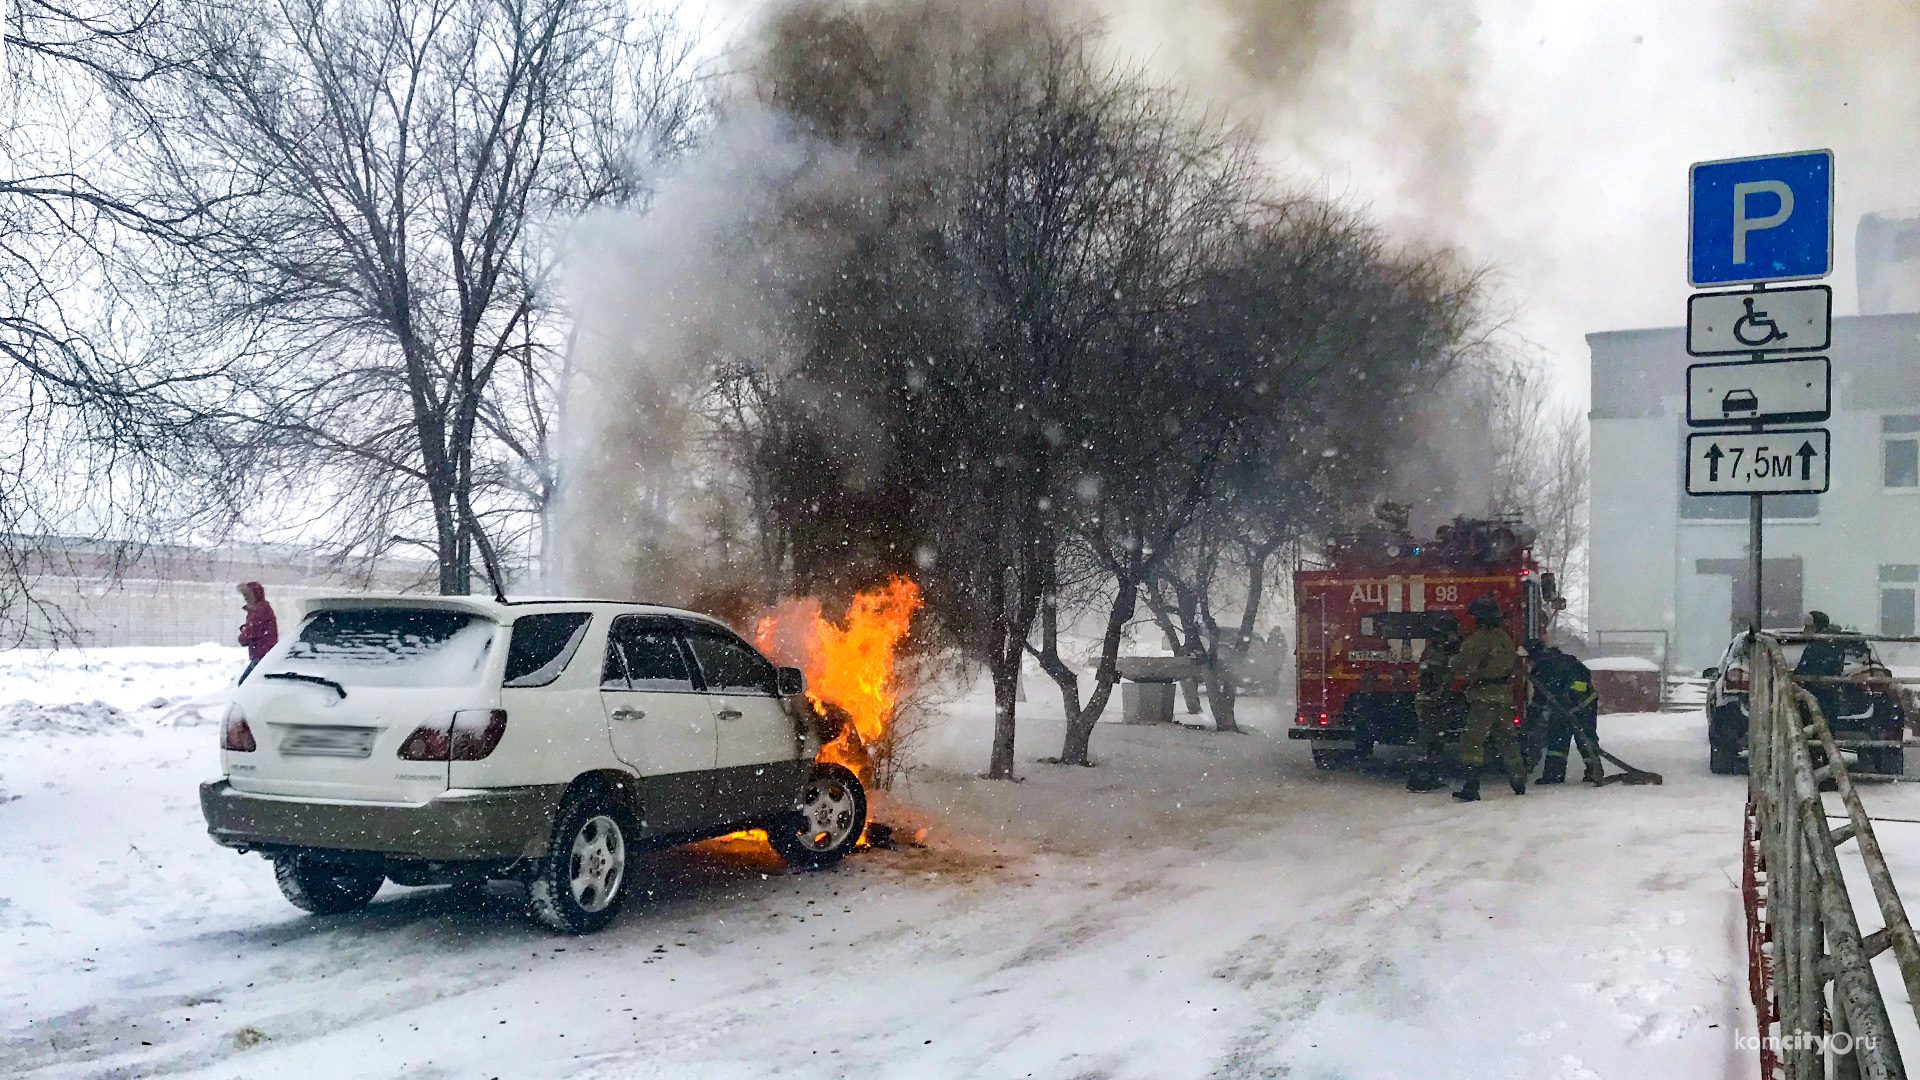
<box><xmin>1689</xmin><ymin>150</ymin><xmax>1832</xmax><ymax>286</ymax></box>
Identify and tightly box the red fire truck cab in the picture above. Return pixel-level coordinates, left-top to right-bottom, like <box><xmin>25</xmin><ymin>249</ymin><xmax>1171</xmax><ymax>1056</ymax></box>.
<box><xmin>1288</xmin><ymin>515</ymin><xmax>1565</xmax><ymax>770</ymax></box>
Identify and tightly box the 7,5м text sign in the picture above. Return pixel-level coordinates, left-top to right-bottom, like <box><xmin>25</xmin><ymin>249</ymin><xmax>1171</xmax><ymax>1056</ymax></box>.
<box><xmin>1686</xmin><ymin>428</ymin><xmax>1830</xmax><ymax>496</ymax></box>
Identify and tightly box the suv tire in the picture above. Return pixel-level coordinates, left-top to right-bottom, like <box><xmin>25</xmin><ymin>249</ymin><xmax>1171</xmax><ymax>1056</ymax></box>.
<box><xmin>1709</xmin><ymin>742</ymin><xmax>1745</xmax><ymax>775</ymax></box>
<box><xmin>529</xmin><ymin>793</ymin><xmax>631</xmax><ymax>934</ymax></box>
<box><xmin>273</xmin><ymin>852</ymin><xmax>384</xmax><ymax>914</ymax></box>
<box><xmin>767</xmin><ymin>763</ymin><xmax>866</xmax><ymax>870</ymax></box>
<box><xmin>1856</xmin><ymin>747</ymin><xmax>1905</xmax><ymax>778</ymax></box>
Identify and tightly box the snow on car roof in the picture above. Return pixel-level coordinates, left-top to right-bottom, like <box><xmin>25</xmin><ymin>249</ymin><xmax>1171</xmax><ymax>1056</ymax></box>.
<box><xmin>289</xmin><ymin>594</ymin><xmax>729</xmax><ymax>628</ymax></box>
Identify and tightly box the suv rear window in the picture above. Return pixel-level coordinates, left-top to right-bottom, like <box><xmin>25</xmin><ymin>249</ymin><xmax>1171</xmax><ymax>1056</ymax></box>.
<box><xmin>504</xmin><ymin>613</ymin><xmax>591</xmax><ymax>687</ymax></box>
<box><xmin>279</xmin><ymin>608</ymin><xmax>496</xmax><ymax>687</ymax></box>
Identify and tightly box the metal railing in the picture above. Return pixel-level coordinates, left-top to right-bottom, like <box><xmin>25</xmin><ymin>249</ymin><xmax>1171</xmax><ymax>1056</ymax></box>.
<box><xmin>1746</xmin><ymin>633</ymin><xmax>1920</xmax><ymax>1078</ymax></box>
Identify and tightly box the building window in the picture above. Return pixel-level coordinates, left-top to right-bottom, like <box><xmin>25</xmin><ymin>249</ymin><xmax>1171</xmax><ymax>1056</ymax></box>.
<box><xmin>1883</xmin><ymin>565</ymin><xmax>1919</xmax><ymax>636</ymax></box>
<box><xmin>1887</xmin><ymin>416</ymin><xmax>1920</xmax><ymax>489</ymax></box>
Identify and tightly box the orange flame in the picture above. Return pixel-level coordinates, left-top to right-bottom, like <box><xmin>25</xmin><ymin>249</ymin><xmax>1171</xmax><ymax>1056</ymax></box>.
<box><xmin>754</xmin><ymin>577</ymin><xmax>922</xmax><ymax>774</ymax></box>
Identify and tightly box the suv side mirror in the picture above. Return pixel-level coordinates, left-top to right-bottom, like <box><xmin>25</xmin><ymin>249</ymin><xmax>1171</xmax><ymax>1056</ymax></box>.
<box><xmin>776</xmin><ymin>666</ymin><xmax>806</xmax><ymax>696</ymax></box>
<box><xmin>1702</xmin><ymin>667</ymin><xmax>1720</xmax><ymax>680</ymax></box>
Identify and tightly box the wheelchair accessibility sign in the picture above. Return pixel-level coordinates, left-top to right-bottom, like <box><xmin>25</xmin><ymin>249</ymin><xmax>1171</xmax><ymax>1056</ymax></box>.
<box><xmin>1689</xmin><ymin>150</ymin><xmax>1833</xmax><ymax>286</ymax></box>
<box><xmin>1686</xmin><ymin>284</ymin><xmax>1830</xmax><ymax>356</ymax></box>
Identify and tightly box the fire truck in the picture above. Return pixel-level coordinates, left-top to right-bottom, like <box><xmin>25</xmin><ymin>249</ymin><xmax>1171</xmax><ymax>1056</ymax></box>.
<box><xmin>1287</xmin><ymin>511</ymin><xmax>1566</xmax><ymax>770</ymax></box>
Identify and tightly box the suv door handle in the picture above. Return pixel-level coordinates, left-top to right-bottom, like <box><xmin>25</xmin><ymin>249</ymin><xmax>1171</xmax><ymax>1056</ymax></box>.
<box><xmin>717</xmin><ymin>708</ymin><xmax>743</xmax><ymax>721</ymax></box>
<box><xmin>611</xmin><ymin>708</ymin><xmax>646</xmax><ymax>722</ymax></box>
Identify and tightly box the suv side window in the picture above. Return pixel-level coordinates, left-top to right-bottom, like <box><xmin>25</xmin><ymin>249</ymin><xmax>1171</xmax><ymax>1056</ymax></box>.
<box><xmin>503</xmin><ymin>612</ymin><xmax>591</xmax><ymax>687</ymax></box>
<box><xmin>684</xmin><ymin>628</ymin><xmax>778</xmax><ymax>695</ymax></box>
<box><xmin>603</xmin><ymin>616</ymin><xmax>698</xmax><ymax>692</ymax></box>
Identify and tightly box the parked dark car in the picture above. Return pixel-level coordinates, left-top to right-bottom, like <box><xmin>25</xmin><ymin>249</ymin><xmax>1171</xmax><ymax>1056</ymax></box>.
<box><xmin>1704</xmin><ymin>630</ymin><xmax>1907</xmax><ymax>776</ymax></box>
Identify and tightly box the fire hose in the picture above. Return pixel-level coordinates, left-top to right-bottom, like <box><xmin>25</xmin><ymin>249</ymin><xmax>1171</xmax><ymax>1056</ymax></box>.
<box><xmin>1526</xmin><ymin>674</ymin><xmax>1664</xmax><ymax>787</ymax></box>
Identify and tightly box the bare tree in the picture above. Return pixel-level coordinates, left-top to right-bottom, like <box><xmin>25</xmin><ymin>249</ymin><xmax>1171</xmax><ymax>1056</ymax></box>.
<box><xmin>131</xmin><ymin>0</ymin><xmax>701</xmax><ymax>594</ymax></box>
<box><xmin>1483</xmin><ymin>356</ymin><xmax>1589</xmax><ymax>633</ymax></box>
<box><xmin>704</xmin><ymin>1</ymin><xmax>1502</xmax><ymax>775</ymax></box>
<box><xmin>1144</xmin><ymin>209</ymin><xmax>1493</xmax><ymax>733</ymax></box>
<box><xmin>0</xmin><ymin>0</ymin><xmax>238</xmax><ymax>643</ymax></box>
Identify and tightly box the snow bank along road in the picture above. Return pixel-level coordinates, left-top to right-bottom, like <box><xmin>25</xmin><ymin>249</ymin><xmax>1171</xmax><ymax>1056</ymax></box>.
<box><xmin>0</xmin><ymin>644</ymin><xmax>1845</xmax><ymax>1079</ymax></box>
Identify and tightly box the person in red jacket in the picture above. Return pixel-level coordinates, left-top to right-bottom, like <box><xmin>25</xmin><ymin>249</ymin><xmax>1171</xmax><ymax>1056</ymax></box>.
<box><xmin>237</xmin><ymin>581</ymin><xmax>278</xmax><ymax>681</ymax></box>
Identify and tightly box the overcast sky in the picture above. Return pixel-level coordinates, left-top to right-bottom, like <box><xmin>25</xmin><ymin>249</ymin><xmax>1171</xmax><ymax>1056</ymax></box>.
<box><xmin>702</xmin><ymin>0</ymin><xmax>1919</xmax><ymax>409</ymax></box>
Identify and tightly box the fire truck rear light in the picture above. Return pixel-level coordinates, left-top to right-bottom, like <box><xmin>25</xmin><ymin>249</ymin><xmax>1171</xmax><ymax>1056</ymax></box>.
<box><xmin>1295</xmin><ymin>709</ymin><xmax>1307</xmax><ymax>725</ymax></box>
<box><xmin>1512</xmin><ymin>715</ymin><xmax>1522</xmax><ymax>726</ymax></box>
<box><xmin>1318</xmin><ymin>712</ymin><xmax>1328</xmax><ymax>725</ymax></box>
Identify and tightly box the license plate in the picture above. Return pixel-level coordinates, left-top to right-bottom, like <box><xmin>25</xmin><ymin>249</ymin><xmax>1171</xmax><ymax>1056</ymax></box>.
<box><xmin>1347</xmin><ymin>650</ymin><xmax>1394</xmax><ymax>662</ymax></box>
<box><xmin>279</xmin><ymin>726</ymin><xmax>376</xmax><ymax>758</ymax></box>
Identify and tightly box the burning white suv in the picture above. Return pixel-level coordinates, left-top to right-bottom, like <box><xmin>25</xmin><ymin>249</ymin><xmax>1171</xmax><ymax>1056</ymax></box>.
<box><xmin>200</xmin><ymin>596</ymin><xmax>866</xmax><ymax>934</ymax></box>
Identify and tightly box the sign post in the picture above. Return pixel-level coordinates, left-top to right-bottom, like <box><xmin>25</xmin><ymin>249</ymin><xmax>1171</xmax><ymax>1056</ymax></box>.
<box><xmin>1687</xmin><ymin>150</ymin><xmax>1834</xmax><ymax>636</ymax></box>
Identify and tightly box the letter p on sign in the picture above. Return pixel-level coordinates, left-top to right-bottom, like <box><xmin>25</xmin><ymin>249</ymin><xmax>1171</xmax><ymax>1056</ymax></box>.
<box><xmin>1690</xmin><ymin>150</ymin><xmax>1832</xmax><ymax>287</ymax></box>
<box><xmin>1732</xmin><ymin>180</ymin><xmax>1793</xmax><ymax>264</ymax></box>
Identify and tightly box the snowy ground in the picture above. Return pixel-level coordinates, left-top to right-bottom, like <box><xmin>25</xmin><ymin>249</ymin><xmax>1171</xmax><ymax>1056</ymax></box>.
<box><xmin>8</xmin><ymin>645</ymin><xmax>1918</xmax><ymax>1079</ymax></box>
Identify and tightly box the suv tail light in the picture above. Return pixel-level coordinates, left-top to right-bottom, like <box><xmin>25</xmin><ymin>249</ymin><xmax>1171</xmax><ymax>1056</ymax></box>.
<box><xmin>450</xmin><ymin>709</ymin><xmax>508</xmax><ymax>760</ymax></box>
<box><xmin>1726</xmin><ymin>666</ymin><xmax>1749</xmax><ymax>692</ymax></box>
<box><xmin>222</xmin><ymin>703</ymin><xmax>256</xmax><ymax>752</ymax></box>
<box><xmin>399</xmin><ymin>710</ymin><xmax>509</xmax><ymax>761</ymax></box>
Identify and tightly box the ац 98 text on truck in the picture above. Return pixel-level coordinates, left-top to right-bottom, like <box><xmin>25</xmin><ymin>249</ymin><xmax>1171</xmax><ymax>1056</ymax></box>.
<box><xmin>1289</xmin><ymin>513</ymin><xmax>1567</xmax><ymax>769</ymax></box>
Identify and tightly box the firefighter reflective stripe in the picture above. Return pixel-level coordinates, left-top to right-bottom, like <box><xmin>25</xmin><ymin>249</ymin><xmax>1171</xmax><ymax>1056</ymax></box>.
<box><xmin>1567</xmin><ymin>679</ymin><xmax>1597</xmax><ymax>709</ymax></box>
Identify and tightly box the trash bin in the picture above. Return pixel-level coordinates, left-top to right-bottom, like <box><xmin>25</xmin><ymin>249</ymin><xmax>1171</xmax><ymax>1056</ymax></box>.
<box><xmin>1121</xmin><ymin>681</ymin><xmax>1176</xmax><ymax>725</ymax></box>
<box><xmin>1114</xmin><ymin>656</ymin><xmax>1203</xmax><ymax>725</ymax></box>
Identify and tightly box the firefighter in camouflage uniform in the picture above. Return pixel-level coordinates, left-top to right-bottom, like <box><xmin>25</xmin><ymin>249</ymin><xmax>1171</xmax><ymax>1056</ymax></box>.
<box><xmin>1448</xmin><ymin>593</ymin><xmax>1527</xmax><ymax>802</ymax></box>
<box><xmin>1406</xmin><ymin>610</ymin><xmax>1463</xmax><ymax>793</ymax></box>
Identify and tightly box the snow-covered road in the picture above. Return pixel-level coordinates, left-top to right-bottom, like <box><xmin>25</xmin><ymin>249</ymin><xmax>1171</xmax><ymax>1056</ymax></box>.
<box><xmin>0</xmin><ymin>646</ymin><xmax>1843</xmax><ymax>1078</ymax></box>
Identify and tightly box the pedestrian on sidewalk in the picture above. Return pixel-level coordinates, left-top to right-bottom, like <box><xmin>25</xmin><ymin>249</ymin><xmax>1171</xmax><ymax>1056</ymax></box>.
<box><xmin>237</xmin><ymin>581</ymin><xmax>278</xmax><ymax>682</ymax></box>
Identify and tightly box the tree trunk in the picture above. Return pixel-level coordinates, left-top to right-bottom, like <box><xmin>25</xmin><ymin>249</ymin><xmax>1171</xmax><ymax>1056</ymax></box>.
<box><xmin>1235</xmin><ymin>544</ymin><xmax>1277</xmax><ymax>652</ymax></box>
<box><xmin>988</xmin><ymin>648</ymin><xmax>1020</xmax><ymax>779</ymax></box>
<box><xmin>1202</xmin><ymin>656</ymin><xmax>1238</xmax><ymax>732</ymax></box>
<box><xmin>1035</xmin><ymin>596</ymin><xmax>1086</xmax><ymax>762</ymax></box>
<box><xmin>1057</xmin><ymin>578</ymin><xmax>1138</xmax><ymax>765</ymax></box>
<box><xmin>433</xmin><ymin>491</ymin><xmax>464</xmax><ymax>595</ymax></box>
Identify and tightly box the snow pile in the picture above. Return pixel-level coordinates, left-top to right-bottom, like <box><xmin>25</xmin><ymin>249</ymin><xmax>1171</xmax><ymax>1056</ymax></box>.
<box><xmin>0</xmin><ymin>698</ymin><xmax>133</xmax><ymax>734</ymax></box>
<box><xmin>0</xmin><ymin>645</ymin><xmax>241</xmax><ymax>732</ymax></box>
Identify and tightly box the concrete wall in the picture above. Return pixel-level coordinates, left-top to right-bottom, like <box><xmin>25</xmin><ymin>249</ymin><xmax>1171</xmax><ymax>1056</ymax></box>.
<box><xmin>1</xmin><ymin>539</ymin><xmax>434</xmax><ymax>648</ymax></box>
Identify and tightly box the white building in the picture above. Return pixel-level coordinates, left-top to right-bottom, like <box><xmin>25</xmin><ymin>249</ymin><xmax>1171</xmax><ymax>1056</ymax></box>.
<box><xmin>1589</xmin><ymin>219</ymin><xmax>1920</xmax><ymax>671</ymax></box>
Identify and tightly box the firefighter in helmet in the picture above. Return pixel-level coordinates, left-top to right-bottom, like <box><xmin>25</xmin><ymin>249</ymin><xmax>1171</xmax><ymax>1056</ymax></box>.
<box><xmin>1527</xmin><ymin>640</ymin><xmax>1601</xmax><ymax>785</ymax></box>
<box><xmin>1447</xmin><ymin>593</ymin><xmax>1527</xmax><ymax>801</ymax></box>
<box><xmin>1406</xmin><ymin>610</ymin><xmax>1463</xmax><ymax>792</ymax></box>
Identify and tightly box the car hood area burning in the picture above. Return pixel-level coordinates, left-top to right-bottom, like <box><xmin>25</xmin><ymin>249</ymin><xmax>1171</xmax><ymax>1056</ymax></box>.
<box><xmin>754</xmin><ymin>578</ymin><xmax>923</xmax><ymax>788</ymax></box>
